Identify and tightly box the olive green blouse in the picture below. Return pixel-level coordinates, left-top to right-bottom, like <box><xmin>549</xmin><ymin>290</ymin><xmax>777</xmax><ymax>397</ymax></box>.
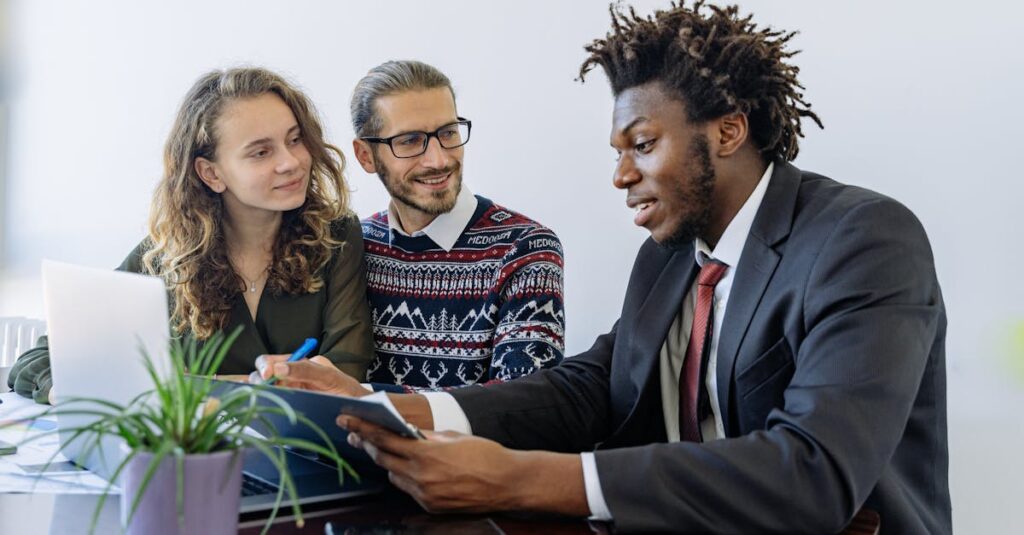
<box><xmin>8</xmin><ymin>216</ymin><xmax>374</xmax><ymax>403</ymax></box>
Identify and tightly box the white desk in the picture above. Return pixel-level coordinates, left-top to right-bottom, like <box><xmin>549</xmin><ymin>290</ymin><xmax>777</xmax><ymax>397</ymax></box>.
<box><xmin>0</xmin><ymin>392</ymin><xmax>121</xmax><ymax>534</ymax></box>
<box><xmin>0</xmin><ymin>393</ymin><xmax>111</xmax><ymax>494</ymax></box>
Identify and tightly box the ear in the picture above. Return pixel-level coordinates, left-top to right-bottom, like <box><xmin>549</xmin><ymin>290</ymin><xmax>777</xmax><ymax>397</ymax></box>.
<box><xmin>352</xmin><ymin>139</ymin><xmax>378</xmax><ymax>174</ymax></box>
<box><xmin>194</xmin><ymin>157</ymin><xmax>226</xmax><ymax>193</ymax></box>
<box><xmin>713</xmin><ymin>112</ymin><xmax>749</xmax><ymax>158</ymax></box>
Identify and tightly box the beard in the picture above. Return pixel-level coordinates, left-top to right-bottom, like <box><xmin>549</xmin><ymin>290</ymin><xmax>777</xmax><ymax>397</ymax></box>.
<box><xmin>373</xmin><ymin>151</ymin><xmax>463</xmax><ymax>216</ymax></box>
<box><xmin>659</xmin><ymin>134</ymin><xmax>716</xmax><ymax>250</ymax></box>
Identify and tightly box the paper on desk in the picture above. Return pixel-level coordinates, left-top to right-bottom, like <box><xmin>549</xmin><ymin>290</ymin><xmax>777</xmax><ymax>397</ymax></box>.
<box><xmin>0</xmin><ymin>391</ymin><xmax>44</xmax><ymax>417</ymax></box>
<box><xmin>0</xmin><ymin>461</ymin><xmax>115</xmax><ymax>494</ymax></box>
<box><xmin>0</xmin><ymin>392</ymin><xmax>116</xmax><ymax>494</ymax></box>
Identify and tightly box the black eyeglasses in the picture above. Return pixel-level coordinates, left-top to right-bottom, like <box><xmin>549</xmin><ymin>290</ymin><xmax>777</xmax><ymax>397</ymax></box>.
<box><xmin>360</xmin><ymin>118</ymin><xmax>472</xmax><ymax>158</ymax></box>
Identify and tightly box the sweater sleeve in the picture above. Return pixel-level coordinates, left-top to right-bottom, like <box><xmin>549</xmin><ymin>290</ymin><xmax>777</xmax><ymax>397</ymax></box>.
<box><xmin>486</xmin><ymin>225</ymin><xmax>565</xmax><ymax>381</ymax></box>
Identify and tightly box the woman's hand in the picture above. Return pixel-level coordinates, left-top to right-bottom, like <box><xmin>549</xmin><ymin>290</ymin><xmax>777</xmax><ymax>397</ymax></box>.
<box><xmin>249</xmin><ymin>354</ymin><xmax>370</xmax><ymax>397</ymax></box>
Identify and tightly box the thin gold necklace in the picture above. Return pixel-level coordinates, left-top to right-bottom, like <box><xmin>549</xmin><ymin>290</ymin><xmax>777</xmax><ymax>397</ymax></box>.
<box><xmin>230</xmin><ymin>260</ymin><xmax>270</xmax><ymax>293</ymax></box>
<box><xmin>241</xmin><ymin>270</ymin><xmax>268</xmax><ymax>293</ymax></box>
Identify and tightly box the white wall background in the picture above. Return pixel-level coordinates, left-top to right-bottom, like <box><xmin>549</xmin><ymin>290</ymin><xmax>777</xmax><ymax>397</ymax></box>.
<box><xmin>1</xmin><ymin>1</ymin><xmax>1020</xmax><ymax>531</ymax></box>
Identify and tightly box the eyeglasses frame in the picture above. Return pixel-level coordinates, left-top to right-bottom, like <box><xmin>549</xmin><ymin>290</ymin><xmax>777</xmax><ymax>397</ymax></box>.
<box><xmin>359</xmin><ymin>117</ymin><xmax>472</xmax><ymax>159</ymax></box>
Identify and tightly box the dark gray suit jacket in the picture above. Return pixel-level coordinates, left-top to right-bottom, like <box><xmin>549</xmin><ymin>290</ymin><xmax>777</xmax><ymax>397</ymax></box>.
<box><xmin>452</xmin><ymin>162</ymin><xmax>950</xmax><ymax>534</ymax></box>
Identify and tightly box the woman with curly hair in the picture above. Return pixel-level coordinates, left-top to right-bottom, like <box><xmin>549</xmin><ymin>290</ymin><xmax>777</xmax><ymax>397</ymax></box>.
<box><xmin>9</xmin><ymin>67</ymin><xmax>374</xmax><ymax>403</ymax></box>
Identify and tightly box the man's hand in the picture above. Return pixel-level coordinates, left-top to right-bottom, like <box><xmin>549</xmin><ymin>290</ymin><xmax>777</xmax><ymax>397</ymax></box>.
<box><xmin>338</xmin><ymin>415</ymin><xmax>590</xmax><ymax>517</ymax></box>
<box><xmin>341</xmin><ymin>415</ymin><xmax>524</xmax><ymax>512</ymax></box>
<box><xmin>249</xmin><ymin>354</ymin><xmax>369</xmax><ymax>397</ymax></box>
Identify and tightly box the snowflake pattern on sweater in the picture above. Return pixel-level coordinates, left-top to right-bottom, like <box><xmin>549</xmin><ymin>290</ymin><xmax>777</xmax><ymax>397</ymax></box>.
<box><xmin>361</xmin><ymin>196</ymin><xmax>565</xmax><ymax>390</ymax></box>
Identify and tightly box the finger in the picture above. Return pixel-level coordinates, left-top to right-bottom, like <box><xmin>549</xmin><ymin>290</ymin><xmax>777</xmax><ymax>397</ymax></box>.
<box><xmin>345</xmin><ymin>418</ymin><xmax>418</xmax><ymax>457</ymax></box>
<box><xmin>337</xmin><ymin>415</ymin><xmax>353</xmax><ymax>430</ymax></box>
<box><xmin>274</xmin><ymin>360</ymin><xmax>347</xmax><ymax>389</ymax></box>
<box><xmin>386</xmin><ymin>472</ymin><xmax>452</xmax><ymax>514</ymax></box>
<box><xmin>339</xmin><ymin>414</ymin><xmax>395</xmax><ymax>442</ymax></box>
<box><xmin>256</xmin><ymin>354</ymin><xmax>289</xmax><ymax>380</ymax></box>
<box><xmin>420</xmin><ymin>429</ymin><xmax>461</xmax><ymax>442</ymax></box>
<box><xmin>338</xmin><ymin>415</ymin><xmax>393</xmax><ymax>437</ymax></box>
<box><xmin>247</xmin><ymin>371</ymin><xmax>263</xmax><ymax>384</ymax></box>
<box><xmin>368</xmin><ymin>445</ymin><xmax>414</xmax><ymax>475</ymax></box>
<box><xmin>270</xmin><ymin>362</ymin><xmax>313</xmax><ymax>383</ymax></box>
<box><xmin>387</xmin><ymin>471</ymin><xmax>427</xmax><ymax>507</ymax></box>
<box><xmin>271</xmin><ymin>362</ymin><xmax>291</xmax><ymax>380</ymax></box>
<box><xmin>309</xmin><ymin>355</ymin><xmax>333</xmax><ymax>367</ymax></box>
<box><xmin>362</xmin><ymin>439</ymin><xmax>380</xmax><ymax>460</ymax></box>
<box><xmin>269</xmin><ymin>377</ymin><xmax>312</xmax><ymax>390</ymax></box>
<box><xmin>341</xmin><ymin>428</ymin><xmax>377</xmax><ymax>458</ymax></box>
<box><xmin>340</xmin><ymin>415</ymin><xmax>386</xmax><ymax>435</ymax></box>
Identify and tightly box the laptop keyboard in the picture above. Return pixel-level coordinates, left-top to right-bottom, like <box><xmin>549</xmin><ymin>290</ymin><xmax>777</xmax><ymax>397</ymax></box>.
<box><xmin>241</xmin><ymin>473</ymin><xmax>279</xmax><ymax>497</ymax></box>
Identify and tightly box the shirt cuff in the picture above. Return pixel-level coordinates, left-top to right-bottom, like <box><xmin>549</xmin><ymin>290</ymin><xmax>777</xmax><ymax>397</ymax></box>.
<box><xmin>581</xmin><ymin>452</ymin><xmax>613</xmax><ymax>521</ymax></box>
<box><xmin>420</xmin><ymin>392</ymin><xmax>473</xmax><ymax>434</ymax></box>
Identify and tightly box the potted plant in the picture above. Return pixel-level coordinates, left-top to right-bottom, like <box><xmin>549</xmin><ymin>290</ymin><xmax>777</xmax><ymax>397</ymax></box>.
<box><xmin>5</xmin><ymin>328</ymin><xmax>357</xmax><ymax>535</ymax></box>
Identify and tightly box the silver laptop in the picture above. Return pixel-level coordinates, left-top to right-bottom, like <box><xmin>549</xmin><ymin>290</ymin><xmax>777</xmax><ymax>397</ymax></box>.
<box><xmin>42</xmin><ymin>260</ymin><xmax>380</xmax><ymax>512</ymax></box>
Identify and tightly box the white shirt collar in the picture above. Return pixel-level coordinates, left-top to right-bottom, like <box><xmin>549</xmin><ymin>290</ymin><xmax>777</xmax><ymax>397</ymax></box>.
<box><xmin>388</xmin><ymin>185</ymin><xmax>478</xmax><ymax>252</ymax></box>
<box><xmin>695</xmin><ymin>162</ymin><xmax>774</xmax><ymax>267</ymax></box>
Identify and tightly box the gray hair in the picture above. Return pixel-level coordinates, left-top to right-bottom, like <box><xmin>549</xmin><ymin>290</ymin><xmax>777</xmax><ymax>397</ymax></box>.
<box><xmin>350</xmin><ymin>60</ymin><xmax>455</xmax><ymax>137</ymax></box>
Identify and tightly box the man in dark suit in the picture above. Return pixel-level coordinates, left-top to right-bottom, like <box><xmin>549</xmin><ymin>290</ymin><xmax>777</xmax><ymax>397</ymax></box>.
<box><xmin>258</xmin><ymin>3</ymin><xmax>950</xmax><ymax>533</ymax></box>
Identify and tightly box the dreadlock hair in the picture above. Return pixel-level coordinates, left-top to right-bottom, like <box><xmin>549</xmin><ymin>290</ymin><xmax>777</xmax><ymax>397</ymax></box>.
<box><xmin>579</xmin><ymin>1</ymin><xmax>823</xmax><ymax>161</ymax></box>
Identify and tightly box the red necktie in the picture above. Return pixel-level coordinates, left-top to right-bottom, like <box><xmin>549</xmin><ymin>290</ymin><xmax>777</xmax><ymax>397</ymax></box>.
<box><xmin>679</xmin><ymin>260</ymin><xmax>728</xmax><ymax>442</ymax></box>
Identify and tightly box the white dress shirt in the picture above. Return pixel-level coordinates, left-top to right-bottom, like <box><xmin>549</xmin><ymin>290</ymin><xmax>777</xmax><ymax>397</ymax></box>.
<box><xmin>424</xmin><ymin>163</ymin><xmax>775</xmax><ymax>520</ymax></box>
<box><xmin>658</xmin><ymin>162</ymin><xmax>774</xmax><ymax>443</ymax></box>
<box><xmin>387</xmin><ymin>185</ymin><xmax>478</xmax><ymax>252</ymax></box>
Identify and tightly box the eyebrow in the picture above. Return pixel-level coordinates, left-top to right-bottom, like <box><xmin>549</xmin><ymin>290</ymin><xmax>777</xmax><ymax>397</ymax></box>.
<box><xmin>610</xmin><ymin>117</ymin><xmax>650</xmax><ymax>147</ymax></box>
<box><xmin>383</xmin><ymin>118</ymin><xmax>461</xmax><ymax>139</ymax></box>
<box><xmin>241</xmin><ymin>124</ymin><xmax>301</xmax><ymax>151</ymax></box>
<box><xmin>620</xmin><ymin>117</ymin><xmax>649</xmax><ymax>135</ymax></box>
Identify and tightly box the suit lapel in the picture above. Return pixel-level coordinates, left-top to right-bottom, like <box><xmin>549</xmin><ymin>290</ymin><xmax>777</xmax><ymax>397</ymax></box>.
<box><xmin>716</xmin><ymin>161</ymin><xmax>801</xmax><ymax>436</ymax></box>
<box><xmin>621</xmin><ymin>247</ymin><xmax>699</xmax><ymax>429</ymax></box>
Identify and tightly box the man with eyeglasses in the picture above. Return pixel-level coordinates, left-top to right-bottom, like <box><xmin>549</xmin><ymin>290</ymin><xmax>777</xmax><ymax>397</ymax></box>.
<box><xmin>347</xmin><ymin>60</ymin><xmax>565</xmax><ymax>392</ymax></box>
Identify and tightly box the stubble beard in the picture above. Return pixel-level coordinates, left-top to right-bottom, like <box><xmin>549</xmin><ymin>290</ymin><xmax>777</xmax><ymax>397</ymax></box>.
<box><xmin>374</xmin><ymin>153</ymin><xmax>463</xmax><ymax>216</ymax></box>
<box><xmin>660</xmin><ymin>134</ymin><xmax>716</xmax><ymax>250</ymax></box>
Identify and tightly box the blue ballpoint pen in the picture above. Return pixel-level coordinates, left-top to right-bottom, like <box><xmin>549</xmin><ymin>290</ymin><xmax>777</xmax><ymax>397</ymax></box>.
<box><xmin>264</xmin><ymin>337</ymin><xmax>318</xmax><ymax>386</ymax></box>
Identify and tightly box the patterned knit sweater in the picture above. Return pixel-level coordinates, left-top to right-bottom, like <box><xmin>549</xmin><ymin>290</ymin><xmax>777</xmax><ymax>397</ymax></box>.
<box><xmin>361</xmin><ymin>195</ymin><xmax>564</xmax><ymax>390</ymax></box>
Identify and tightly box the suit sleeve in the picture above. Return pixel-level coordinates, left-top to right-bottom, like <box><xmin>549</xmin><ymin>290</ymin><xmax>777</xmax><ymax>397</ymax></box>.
<box><xmin>318</xmin><ymin>216</ymin><xmax>375</xmax><ymax>380</ymax></box>
<box><xmin>450</xmin><ymin>320</ymin><xmax>617</xmax><ymax>453</ymax></box>
<box><xmin>593</xmin><ymin>199</ymin><xmax>944</xmax><ymax>533</ymax></box>
<box><xmin>449</xmin><ymin>237</ymin><xmax>667</xmax><ymax>450</ymax></box>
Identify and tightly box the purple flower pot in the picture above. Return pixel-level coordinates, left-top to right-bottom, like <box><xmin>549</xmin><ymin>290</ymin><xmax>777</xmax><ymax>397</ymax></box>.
<box><xmin>119</xmin><ymin>448</ymin><xmax>243</xmax><ymax>535</ymax></box>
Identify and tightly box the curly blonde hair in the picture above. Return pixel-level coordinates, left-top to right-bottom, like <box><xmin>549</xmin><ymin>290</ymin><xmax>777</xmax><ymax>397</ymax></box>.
<box><xmin>143</xmin><ymin>67</ymin><xmax>352</xmax><ymax>339</ymax></box>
